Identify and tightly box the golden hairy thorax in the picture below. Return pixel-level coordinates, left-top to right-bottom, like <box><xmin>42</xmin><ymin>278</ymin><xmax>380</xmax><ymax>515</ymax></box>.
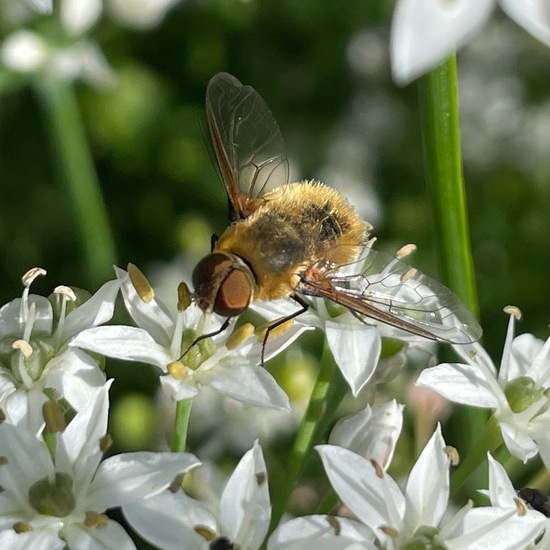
<box><xmin>214</xmin><ymin>181</ymin><xmax>369</xmax><ymax>302</ymax></box>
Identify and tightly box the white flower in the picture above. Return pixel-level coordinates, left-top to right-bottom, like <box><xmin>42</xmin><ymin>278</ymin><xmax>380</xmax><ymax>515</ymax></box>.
<box><xmin>391</xmin><ymin>0</ymin><xmax>550</xmax><ymax>85</ymax></box>
<box><xmin>416</xmin><ymin>307</ymin><xmax>550</xmax><ymax>467</ymax></box>
<box><xmin>270</xmin><ymin>425</ymin><xmax>546</xmax><ymax>549</ymax></box>
<box><xmin>72</xmin><ymin>265</ymin><xmax>306</xmax><ymax>410</ymax></box>
<box><xmin>0</xmin><ymin>268</ymin><xmax>120</xmax><ymax>433</ymax></box>
<box><xmin>107</xmin><ymin>0</ymin><xmax>181</xmax><ymax>30</ymax></box>
<box><xmin>252</xmin><ymin>297</ymin><xmax>383</xmax><ymax>397</ymax></box>
<box><xmin>329</xmin><ymin>399</ymin><xmax>404</xmax><ymax>470</ymax></box>
<box><xmin>123</xmin><ymin>440</ymin><xmax>271</xmax><ymax>550</ymax></box>
<box><xmin>0</xmin><ymin>382</ymin><xmax>201</xmax><ymax>549</ymax></box>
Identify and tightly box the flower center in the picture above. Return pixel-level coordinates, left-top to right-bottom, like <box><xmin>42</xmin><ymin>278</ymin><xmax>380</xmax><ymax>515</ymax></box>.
<box><xmin>504</xmin><ymin>376</ymin><xmax>545</xmax><ymax>413</ymax></box>
<box><xmin>28</xmin><ymin>473</ymin><xmax>76</xmax><ymax>517</ymax></box>
<box><xmin>401</xmin><ymin>525</ymin><xmax>447</xmax><ymax>550</ymax></box>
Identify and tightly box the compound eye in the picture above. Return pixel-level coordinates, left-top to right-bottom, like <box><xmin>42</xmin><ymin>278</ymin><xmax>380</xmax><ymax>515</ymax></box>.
<box><xmin>214</xmin><ymin>268</ymin><xmax>253</xmax><ymax>317</ymax></box>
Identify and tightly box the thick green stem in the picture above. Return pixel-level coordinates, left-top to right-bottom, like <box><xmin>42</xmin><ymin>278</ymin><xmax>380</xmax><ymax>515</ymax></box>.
<box><xmin>417</xmin><ymin>57</ymin><xmax>486</xmax><ymax>467</ymax></box>
<box><xmin>269</xmin><ymin>341</ymin><xmax>342</xmax><ymax>534</ymax></box>
<box><xmin>36</xmin><ymin>77</ymin><xmax>117</xmax><ymax>288</ymax></box>
<box><xmin>171</xmin><ymin>398</ymin><xmax>193</xmax><ymax>452</ymax></box>
<box><xmin>417</xmin><ymin>56</ymin><xmax>478</xmax><ymax>312</ymax></box>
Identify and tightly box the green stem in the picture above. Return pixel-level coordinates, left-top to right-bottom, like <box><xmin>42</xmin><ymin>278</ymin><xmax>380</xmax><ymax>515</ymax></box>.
<box><xmin>171</xmin><ymin>398</ymin><xmax>193</xmax><ymax>452</ymax></box>
<box><xmin>269</xmin><ymin>341</ymin><xmax>341</xmax><ymax>534</ymax></box>
<box><xmin>417</xmin><ymin>56</ymin><xmax>486</xmax><ymax>465</ymax></box>
<box><xmin>451</xmin><ymin>416</ymin><xmax>503</xmax><ymax>495</ymax></box>
<box><xmin>417</xmin><ymin>56</ymin><xmax>478</xmax><ymax>312</ymax></box>
<box><xmin>36</xmin><ymin>77</ymin><xmax>117</xmax><ymax>288</ymax></box>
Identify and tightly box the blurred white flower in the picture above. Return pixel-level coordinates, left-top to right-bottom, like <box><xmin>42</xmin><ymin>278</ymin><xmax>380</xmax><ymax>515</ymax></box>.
<box><xmin>107</xmin><ymin>0</ymin><xmax>180</xmax><ymax>29</ymax></box>
<box><xmin>391</xmin><ymin>0</ymin><xmax>550</xmax><ymax>85</ymax></box>
<box><xmin>417</xmin><ymin>307</ymin><xmax>550</xmax><ymax>468</ymax></box>
<box><xmin>0</xmin><ymin>382</ymin><xmax>201</xmax><ymax>549</ymax></box>
<box><xmin>0</xmin><ymin>268</ymin><xmax>120</xmax><ymax>433</ymax></box>
<box><xmin>329</xmin><ymin>399</ymin><xmax>404</xmax><ymax>470</ymax></box>
<box><xmin>61</xmin><ymin>0</ymin><xmax>102</xmax><ymax>35</ymax></box>
<box><xmin>0</xmin><ymin>30</ymin><xmax>49</xmax><ymax>72</ymax></box>
<box><xmin>72</xmin><ymin>265</ymin><xmax>305</xmax><ymax>410</ymax></box>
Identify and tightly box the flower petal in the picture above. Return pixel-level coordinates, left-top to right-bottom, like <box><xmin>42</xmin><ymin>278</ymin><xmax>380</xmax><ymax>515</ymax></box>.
<box><xmin>329</xmin><ymin>400</ymin><xmax>404</xmax><ymax>470</ymax></box>
<box><xmin>60</xmin><ymin>279</ymin><xmax>121</xmax><ymax>342</ymax></box>
<box><xmin>324</xmin><ymin>321</ymin><xmax>381</xmax><ymax>396</ymax></box>
<box><xmin>268</xmin><ymin>515</ymin><xmax>377</xmax><ymax>550</ymax></box>
<box><xmin>209</xmin><ymin>364</ymin><xmax>290</xmax><ymax>411</ymax></box>
<box><xmin>62</xmin><ymin>519</ymin><xmax>136</xmax><ymax>550</ymax></box>
<box><xmin>316</xmin><ymin>445</ymin><xmax>405</xmax><ymax>533</ymax></box>
<box><xmin>404</xmin><ymin>425</ymin><xmax>450</xmax><ymax>529</ymax></box>
<box><xmin>391</xmin><ymin>0</ymin><xmax>494</xmax><ymax>85</ymax></box>
<box><xmin>416</xmin><ymin>362</ymin><xmax>501</xmax><ymax>408</ymax></box>
<box><xmin>122</xmin><ymin>490</ymin><xmax>214</xmax><ymax>550</ymax></box>
<box><xmin>88</xmin><ymin>451</ymin><xmax>201</xmax><ymax>510</ymax></box>
<box><xmin>500</xmin><ymin>0</ymin><xmax>550</xmax><ymax>47</ymax></box>
<box><xmin>71</xmin><ymin>325</ymin><xmax>172</xmax><ymax>368</ymax></box>
<box><xmin>0</xmin><ymin>528</ymin><xmax>65</xmax><ymax>550</ymax></box>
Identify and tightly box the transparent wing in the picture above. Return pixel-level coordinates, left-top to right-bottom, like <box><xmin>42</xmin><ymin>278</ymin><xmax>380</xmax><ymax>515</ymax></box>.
<box><xmin>296</xmin><ymin>247</ymin><xmax>482</xmax><ymax>344</ymax></box>
<box><xmin>206</xmin><ymin>72</ymin><xmax>290</xmax><ymax>221</ymax></box>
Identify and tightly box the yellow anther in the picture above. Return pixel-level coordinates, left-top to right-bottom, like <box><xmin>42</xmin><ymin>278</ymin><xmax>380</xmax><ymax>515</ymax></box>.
<box><xmin>43</xmin><ymin>400</ymin><xmax>66</xmax><ymax>434</ymax></box>
<box><xmin>226</xmin><ymin>323</ymin><xmax>255</xmax><ymax>350</ymax></box>
<box><xmin>167</xmin><ymin>361</ymin><xmax>189</xmax><ymax>379</ymax></box>
<box><xmin>177</xmin><ymin>282</ymin><xmax>192</xmax><ymax>312</ymax></box>
<box><xmin>127</xmin><ymin>263</ymin><xmax>154</xmax><ymax>303</ymax></box>
<box><xmin>85</xmin><ymin>511</ymin><xmax>109</xmax><ymax>528</ymax></box>
<box><xmin>370</xmin><ymin>458</ymin><xmax>384</xmax><ymax>478</ymax></box>
<box><xmin>396</xmin><ymin>243</ymin><xmax>417</xmax><ymax>259</ymax></box>
<box><xmin>194</xmin><ymin>525</ymin><xmax>216</xmax><ymax>541</ymax></box>
<box><xmin>13</xmin><ymin>522</ymin><xmax>33</xmax><ymax>533</ymax></box>
<box><xmin>100</xmin><ymin>434</ymin><xmax>113</xmax><ymax>453</ymax></box>
<box><xmin>255</xmin><ymin>319</ymin><xmax>294</xmax><ymax>342</ymax></box>
<box><xmin>400</xmin><ymin>267</ymin><xmax>418</xmax><ymax>284</ymax></box>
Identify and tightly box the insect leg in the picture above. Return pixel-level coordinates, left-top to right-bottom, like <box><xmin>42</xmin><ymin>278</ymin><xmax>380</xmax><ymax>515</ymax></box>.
<box><xmin>260</xmin><ymin>294</ymin><xmax>309</xmax><ymax>366</ymax></box>
<box><xmin>210</xmin><ymin>233</ymin><xmax>219</xmax><ymax>252</ymax></box>
<box><xmin>179</xmin><ymin>317</ymin><xmax>232</xmax><ymax>361</ymax></box>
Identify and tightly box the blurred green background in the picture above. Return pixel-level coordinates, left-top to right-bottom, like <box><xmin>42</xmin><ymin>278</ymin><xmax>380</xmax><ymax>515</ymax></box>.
<box><xmin>1</xmin><ymin>1</ymin><xmax>550</xmax><ymax>545</ymax></box>
<box><xmin>1</xmin><ymin>1</ymin><xmax>549</xmax><ymax>404</ymax></box>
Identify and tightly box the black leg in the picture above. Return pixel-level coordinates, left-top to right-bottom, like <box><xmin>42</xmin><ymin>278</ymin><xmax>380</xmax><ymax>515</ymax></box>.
<box><xmin>179</xmin><ymin>317</ymin><xmax>232</xmax><ymax>361</ymax></box>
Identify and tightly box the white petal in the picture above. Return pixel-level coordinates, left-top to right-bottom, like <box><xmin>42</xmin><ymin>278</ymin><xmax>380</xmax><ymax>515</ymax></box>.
<box><xmin>329</xmin><ymin>400</ymin><xmax>404</xmax><ymax>470</ymax></box>
<box><xmin>268</xmin><ymin>515</ymin><xmax>377</xmax><ymax>550</ymax></box>
<box><xmin>123</xmin><ymin>490</ymin><xmax>214</xmax><ymax>550</ymax></box>
<box><xmin>209</xmin><ymin>364</ymin><xmax>290</xmax><ymax>411</ymax></box>
<box><xmin>0</xmin><ymin>528</ymin><xmax>65</xmax><ymax>550</ymax></box>
<box><xmin>325</xmin><ymin>321</ymin><xmax>381</xmax><ymax>396</ymax></box>
<box><xmin>71</xmin><ymin>325</ymin><xmax>172</xmax><ymax>368</ymax></box>
<box><xmin>117</xmin><ymin>266</ymin><xmax>175</xmax><ymax>348</ymax></box>
<box><xmin>56</xmin><ymin>382</ymin><xmax>112</xmax><ymax>498</ymax></box>
<box><xmin>485</xmin><ymin>454</ymin><xmax>518</xmax><ymax>507</ymax></box>
<box><xmin>404</xmin><ymin>425</ymin><xmax>450</xmax><ymax>530</ymax></box>
<box><xmin>391</xmin><ymin>0</ymin><xmax>495</xmax><ymax>85</ymax></box>
<box><xmin>500</xmin><ymin>0</ymin><xmax>550</xmax><ymax>47</ymax></box>
<box><xmin>316</xmin><ymin>445</ymin><xmax>405</xmax><ymax>532</ymax></box>
<box><xmin>499</xmin><ymin>421</ymin><xmax>539</xmax><ymax>462</ymax></box>
<box><xmin>4</xmin><ymin>387</ymin><xmax>47</xmax><ymax>435</ymax></box>
<box><xmin>45</xmin><ymin>348</ymin><xmax>106</xmax><ymax>412</ymax></box>
<box><xmin>60</xmin><ymin>279</ymin><xmax>121</xmax><ymax>343</ymax></box>
<box><xmin>0</xmin><ymin>422</ymin><xmax>53</xmax><ymax>503</ymax></box>
<box><xmin>416</xmin><ymin>362</ymin><xmax>501</xmax><ymax>408</ymax></box>
<box><xmin>451</xmin><ymin>505</ymin><xmax>546</xmax><ymax>549</ymax></box>
<box><xmin>159</xmin><ymin>374</ymin><xmax>199</xmax><ymax>401</ymax></box>
<box><xmin>62</xmin><ymin>520</ymin><xmax>136</xmax><ymax>550</ymax></box>
<box><xmin>88</xmin><ymin>451</ymin><xmax>200</xmax><ymax>510</ymax></box>
<box><xmin>61</xmin><ymin>0</ymin><xmax>102</xmax><ymax>35</ymax></box>
<box><xmin>27</xmin><ymin>0</ymin><xmax>53</xmax><ymax>14</ymax></box>
<box><xmin>0</xmin><ymin>31</ymin><xmax>48</xmax><ymax>73</ymax></box>
<box><xmin>220</xmin><ymin>441</ymin><xmax>270</xmax><ymax>548</ymax></box>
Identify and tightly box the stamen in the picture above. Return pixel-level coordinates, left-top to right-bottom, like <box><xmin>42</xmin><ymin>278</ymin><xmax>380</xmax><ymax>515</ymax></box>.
<box><xmin>443</xmin><ymin>446</ymin><xmax>460</xmax><ymax>466</ymax></box>
<box><xmin>255</xmin><ymin>319</ymin><xmax>294</xmax><ymax>342</ymax></box>
<box><xmin>53</xmin><ymin>286</ymin><xmax>77</xmax><ymax>339</ymax></box>
<box><xmin>380</xmin><ymin>526</ymin><xmax>398</xmax><ymax>537</ymax></box>
<box><xmin>514</xmin><ymin>497</ymin><xmax>528</xmax><ymax>517</ymax></box>
<box><xmin>503</xmin><ymin>305</ymin><xmax>522</xmax><ymax>321</ymax></box>
<box><xmin>325</xmin><ymin>515</ymin><xmax>341</xmax><ymax>535</ymax></box>
<box><xmin>127</xmin><ymin>263</ymin><xmax>154</xmax><ymax>303</ymax></box>
<box><xmin>54</xmin><ymin>286</ymin><xmax>77</xmax><ymax>302</ymax></box>
<box><xmin>22</xmin><ymin>302</ymin><xmax>37</xmax><ymax>343</ymax></box>
<box><xmin>12</xmin><ymin>339</ymin><xmax>33</xmax><ymax>358</ymax></box>
<box><xmin>100</xmin><ymin>434</ymin><xmax>113</xmax><ymax>453</ymax></box>
<box><xmin>177</xmin><ymin>282</ymin><xmax>192</xmax><ymax>312</ymax></box>
<box><xmin>226</xmin><ymin>323</ymin><xmax>254</xmax><ymax>350</ymax></box>
<box><xmin>13</xmin><ymin>522</ymin><xmax>33</xmax><ymax>533</ymax></box>
<box><xmin>43</xmin><ymin>400</ymin><xmax>66</xmax><ymax>434</ymax></box>
<box><xmin>194</xmin><ymin>525</ymin><xmax>216</xmax><ymax>541</ymax></box>
<box><xmin>22</xmin><ymin>267</ymin><xmax>47</xmax><ymax>287</ymax></box>
<box><xmin>84</xmin><ymin>511</ymin><xmax>108</xmax><ymax>528</ymax></box>
<box><xmin>400</xmin><ymin>267</ymin><xmax>417</xmax><ymax>284</ymax></box>
<box><xmin>396</xmin><ymin>243</ymin><xmax>417</xmax><ymax>259</ymax></box>
<box><xmin>255</xmin><ymin>471</ymin><xmax>267</xmax><ymax>486</ymax></box>
<box><xmin>167</xmin><ymin>361</ymin><xmax>189</xmax><ymax>379</ymax></box>
<box><xmin>370</xmin><ymin>458</ymin><xmax>384</xmax><ymax>478</ymax></box>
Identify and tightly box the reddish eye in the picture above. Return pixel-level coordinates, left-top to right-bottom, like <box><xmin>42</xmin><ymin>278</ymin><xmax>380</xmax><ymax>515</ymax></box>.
<box><xmin>214</xmin><ymin>268</ymin><xmax>252</xmax><ymax>317</ymax></box>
